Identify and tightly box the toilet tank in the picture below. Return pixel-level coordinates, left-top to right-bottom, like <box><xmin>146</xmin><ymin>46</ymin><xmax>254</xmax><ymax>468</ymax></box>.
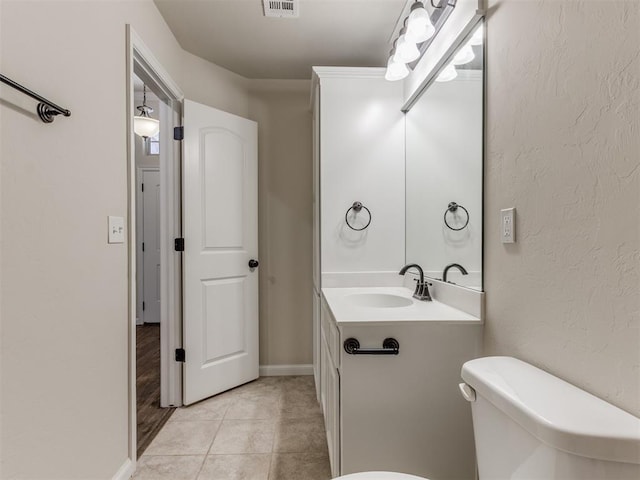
<box><xmin>460</xmin><ymin>357</ymin><xmax>640</xmax><ymax>479</ymax></box>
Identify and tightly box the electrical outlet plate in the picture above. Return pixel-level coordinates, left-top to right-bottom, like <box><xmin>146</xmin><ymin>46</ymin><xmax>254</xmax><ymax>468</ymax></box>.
<box><xmin>501</xmin><ymin>208</ymin><xmax>515</xmax><ymax>243</ymax></box>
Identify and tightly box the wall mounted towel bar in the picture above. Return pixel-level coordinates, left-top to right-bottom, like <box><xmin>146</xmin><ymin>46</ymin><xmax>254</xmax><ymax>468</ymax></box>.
<box><xmin>344</xmin><ymin>337</ymin><xmax>400</xmax><ymax>355</ymax></box>
<box><xmin>0</xmin><ymin>74</ymin><xmax>71</xmax><ymax>123</ymax></box>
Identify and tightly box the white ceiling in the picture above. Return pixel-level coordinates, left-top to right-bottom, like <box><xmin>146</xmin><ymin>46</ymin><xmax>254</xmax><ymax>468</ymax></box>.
<box><xmin>154</xmin><ymin>0</ymin><xmax>408</xmax><ymax>79</ymax></box>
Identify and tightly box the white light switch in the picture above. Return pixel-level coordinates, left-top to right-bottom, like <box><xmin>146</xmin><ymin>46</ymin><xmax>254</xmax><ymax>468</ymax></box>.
<box><xmin>501</xmin><ymin>208</ymin><xmax>516</xmax><ymax>243</ymax></box>
<box><xmin>108</xmin><ymin>216</ymin><xmax>125</xmax><ymax>244</ymax></box>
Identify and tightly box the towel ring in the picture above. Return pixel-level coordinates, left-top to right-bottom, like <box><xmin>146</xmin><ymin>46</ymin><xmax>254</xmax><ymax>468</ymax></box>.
<box><xmin>444</xmin><ymin>202</ymin><xmax>469</xmax><ymax>231</ymax></box>
<box><xmin>345</xmin><ymin>201</ymin><xmax>372</xmax><ymax>231</ymax></box>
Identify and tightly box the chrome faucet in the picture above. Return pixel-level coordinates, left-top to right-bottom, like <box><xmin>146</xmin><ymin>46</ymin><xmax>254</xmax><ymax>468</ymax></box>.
<box><xmin>442</xmin><ymin>263</ymin><xmax>468</xmax><ymax>283</ymax></box>
<box><xmin>399</xmin><ymin>263</ymin><xmax>432</xmax><ymax>301</ymax></box>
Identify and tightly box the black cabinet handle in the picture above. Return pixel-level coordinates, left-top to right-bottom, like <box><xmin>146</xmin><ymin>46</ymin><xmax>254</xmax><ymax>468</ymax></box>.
<box><xmin>344</xmin><ymin>338</ymin><xmax>399</xmax><ymax>355</ymax></box>
<box><xmin>248</xmin><ymin>259</ymin><xmax>259</xmax><ymax>269</ymax></box>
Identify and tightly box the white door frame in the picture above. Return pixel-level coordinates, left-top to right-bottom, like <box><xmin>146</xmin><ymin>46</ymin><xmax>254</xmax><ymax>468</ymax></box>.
<box><xmin>136</xmin><ymin>166</ymin><xmax>160</xmax><ymax>325</ymax></box>
<box><xmin>126</xmin><ymin>25</ymin><xmax>184</xmax><ymax>467</ymax></box>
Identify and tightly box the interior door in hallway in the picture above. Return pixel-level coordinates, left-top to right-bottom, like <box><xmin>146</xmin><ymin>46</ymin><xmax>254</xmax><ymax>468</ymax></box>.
<box><xmin>142</xmin><ymin>169</ymin><xmax>161</xmax><ymax>324</ymax></box>
<box><xmin>182</xmin><ymin>99</ymin><xmax>259</xmax><ymax>405</ymax></box>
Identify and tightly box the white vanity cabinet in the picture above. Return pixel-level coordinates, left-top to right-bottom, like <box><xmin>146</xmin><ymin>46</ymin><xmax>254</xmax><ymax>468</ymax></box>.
<box><xmin>320</xmin><ymin>289</ymin><xmax>483</xmax><ymax>480</ymax></box>
<box><xmin>320</xmin><ymin>296</ymin><xmax>341</xmax><ymax>477</ymax></box>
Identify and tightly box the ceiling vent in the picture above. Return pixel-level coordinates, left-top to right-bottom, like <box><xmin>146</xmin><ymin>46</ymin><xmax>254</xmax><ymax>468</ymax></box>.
<box><xmin>262</xmin><ymin>0</ymin><xmax>299</xmax><ymax>18</ymax></box>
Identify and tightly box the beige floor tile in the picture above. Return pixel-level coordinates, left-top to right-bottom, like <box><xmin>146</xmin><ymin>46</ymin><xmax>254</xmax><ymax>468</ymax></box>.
<box><xmin>197</xmin><ymin>454</ymin><xmax>271</xmax><ymax>480</ymax></box>
<box><xmin>231</xmin><ymin>382</ymin><xmax>283</xmax><ymax>402</ymax></box>
<box><xmin>278</xmin><ymin>375</ymin><xmax>315</xmax><ymax>390</ymax></box>
<box><xmin>225</xmin><ymin>396</ymin><xmax>282</xmax><ymax>420</ymax></box>
<box><xmin>144</xmin><ymin>420</ymin><xmax>221</xmax><ymax>455</ymax></box>
<box><xmin>269</xmin><ymin>452</ymin><xmax>331</xmax><ymax>480</ymax></box>
<box><xmin>171</xmin><ymin>395</ymin><xmax>231</xmax><ymax>422</ymax></box>
<box><xmin>273</xmin><ymin>416</ymin><xmax>328</xmax><ymax>454</ymax></box>
<box><xmin>132</xmin><ymin>455</ymin><xmax>205</xmax><ymax>480</ymax></box>
<box><xmin>279</xmin><ymin>389</ymin><xmax>321</xmax><ymax>419</ymax></box>
<box><xmin>210</xmin><ymin>419</ymin><xmax>276</xmax><ymax>454</ymax></box>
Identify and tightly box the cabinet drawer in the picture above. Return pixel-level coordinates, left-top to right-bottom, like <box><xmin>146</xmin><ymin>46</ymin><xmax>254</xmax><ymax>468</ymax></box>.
<box><xmin>321</xmin><ymin>297</ymin><xmax>340</xmax><ymax>369</ymax></box>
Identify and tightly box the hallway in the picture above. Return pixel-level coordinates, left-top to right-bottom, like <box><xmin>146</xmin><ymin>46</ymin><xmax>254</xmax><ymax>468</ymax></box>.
<box><xmin>133</xmin><ymin>375</ymin><xmax>330</xmax><ymax>479</ymax></box>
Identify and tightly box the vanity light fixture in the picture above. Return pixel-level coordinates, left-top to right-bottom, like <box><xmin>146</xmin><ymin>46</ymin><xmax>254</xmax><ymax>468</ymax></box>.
<box><xmin>133</xmin><ymin>84</ymin><xmax>160</xmax><ymax>139</ymax></box>
<box><xmin>405</xmin><ymin>1</ymin><xmax>435</xmax><ymax>43</ymax></box>
<box><xmin>452</xmin><ymin>44</ymin><xmax>475</xmax><ymax>65</ymax></box>
<box><xmin>384</xmin><ymin>0</ymin><xmax>457</xmax><ymax>82</ymax></box>
<box><xmin>435</xmin><ymin>63</ymin><xmax>457</xmax><ymax>82</ymax></box>
<box><xmin>469</xmin><ymin>23</ymin><xmax>483</xmax><ymax>46</ymax></box>
<box><xmin>385</xmin><ymin>48</ymin><xmax>410</xmax><ymax>81</ymax></box>
<box><xmin>394</xmin><ymin>27</ymin><xmax>421</xmax><ymax>63</ymax></box>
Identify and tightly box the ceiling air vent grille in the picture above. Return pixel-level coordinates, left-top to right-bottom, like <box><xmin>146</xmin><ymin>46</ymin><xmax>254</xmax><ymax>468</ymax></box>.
<box><xmin>263</xmin><ymin>0</ymin><xmax>299</xmax><ymax>18</ymax></box>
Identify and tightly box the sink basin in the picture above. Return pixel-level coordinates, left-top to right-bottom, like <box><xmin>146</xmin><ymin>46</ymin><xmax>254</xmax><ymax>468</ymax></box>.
<box><xmin>346</xmin><ymin>293</ymin><xmax>413</xmax><ymax>308</ymax></box>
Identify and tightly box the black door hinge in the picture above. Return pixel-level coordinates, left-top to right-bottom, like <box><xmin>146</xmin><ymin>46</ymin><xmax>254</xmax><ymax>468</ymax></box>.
<box><xmin>142</xmin><ymin>242</ymin><xmax>145</xmax><ymax>252</ymax></box>
<box><xmin>175</xmin><ymin>348</ymin><xmax>186</xmax><ymax>362</ymax></box>
<box><xmin>174</xmin><ymin>126</ymin><xmax>184</xmax><ymax>141</ymax></box>
<box><xmin>141</xmin><ymin>183</ymin><xmax>144</xmax><ymax>192</ymax></box>
<box><xmin>175</xmin><ymin>238</ymin><xmax>185</xmax><ymax>251</ymax></box>
<box><xmin>142</xmin><ymin>301</ymin><xmax>146</xmax><ymax>311</ymax></box>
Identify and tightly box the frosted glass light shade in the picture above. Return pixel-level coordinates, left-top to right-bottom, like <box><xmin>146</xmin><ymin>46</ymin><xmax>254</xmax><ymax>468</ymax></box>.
<box><xmin>435</xmin><ymin>64</ymin><xmax>457</xmax><ymax>82</ymax></box>
<box><xmin>385</xmin><ymin>57</ymin><xmax>410</xmax><ymax>81</ymax></box>
<box><xmin>394</xmin><ymin>34</ymin><xmax>420</xmax><ymax>63</ymax></box>
<box><xmin>469</xmin><ymin>24</ymin><xmax>483</xmax><ymax>46</ymax></box>
<box><xmin>452</xmin><ymin>45</ymin><xmax>475</xmax><ymax>65</ymax></box>
<box><xmin>406</xmin><ymin>3</ymin><xmax>435</xmax><ymax>43</ymax></box>
<box><xmin>134</xmin><ymin>115</ymin><xmax>160</xmax><ymax>138</ymax></box>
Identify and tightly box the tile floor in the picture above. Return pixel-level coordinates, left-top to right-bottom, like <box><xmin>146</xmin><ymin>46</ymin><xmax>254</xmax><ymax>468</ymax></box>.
<box><xmin>133</xmin><ymin>375</ymin><xmax>331</xmax><ymax>480</ymax></box>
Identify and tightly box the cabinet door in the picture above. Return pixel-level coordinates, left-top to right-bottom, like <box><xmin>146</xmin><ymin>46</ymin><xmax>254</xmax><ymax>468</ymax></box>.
<box><xmin>326</xmin><ymin>354</ymin><xmax>340</xmax><ymax>478</ymax></box>
<box><xmin>320</xmin><ymin>331</ymin><xmax>328</xmax><ymax>418</ymax></box>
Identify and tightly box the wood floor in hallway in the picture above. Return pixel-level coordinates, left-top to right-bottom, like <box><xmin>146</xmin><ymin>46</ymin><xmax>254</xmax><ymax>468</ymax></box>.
<box><xmin>137</xmin><ymin>323</ymin><xmax>175</xmax><ymax>458</ymax></box>
<box><xmin>132</xmin><ymin>375</ymin><xmax>331</xmax><ymax>480</ymax></box>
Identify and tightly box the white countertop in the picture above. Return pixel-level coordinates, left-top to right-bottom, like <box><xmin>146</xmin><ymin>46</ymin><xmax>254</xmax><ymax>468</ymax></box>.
<box><xmin>322</xmin><ymin>287</ymin><xmax>482</xmax><ymax>325</ymax></box>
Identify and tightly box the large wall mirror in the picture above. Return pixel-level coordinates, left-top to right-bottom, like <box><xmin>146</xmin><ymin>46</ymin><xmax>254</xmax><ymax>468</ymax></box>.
<box><xmin>405</xmin><ymin>20</ymin><xmax>484</xmax><ymax>291</ymax></box>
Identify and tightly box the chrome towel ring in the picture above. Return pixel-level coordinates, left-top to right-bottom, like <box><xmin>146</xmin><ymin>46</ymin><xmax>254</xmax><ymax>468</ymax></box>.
<box><xmin>444</xmin><ymin>202</ymin><xmax>469</xmax><ymax>231</ymax></box>
<box><xmin>345</xmin><ymin>201</ymin><xmax>372</xmax><ymax>231</ymax></box>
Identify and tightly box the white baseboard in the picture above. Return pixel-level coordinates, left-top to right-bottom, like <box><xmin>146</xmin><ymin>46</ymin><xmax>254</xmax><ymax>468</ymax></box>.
<box><xmin>112</xmin><ymin>458</ymin><xmax>135</xmax><ymax>480</ymax></box>
<box><xmin>259</xmin><ymin>364</ymin><xmax>313</xmax><ymax>376</ymax></box>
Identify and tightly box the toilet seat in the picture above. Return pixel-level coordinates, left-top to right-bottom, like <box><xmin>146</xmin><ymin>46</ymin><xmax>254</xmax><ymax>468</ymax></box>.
<box><xmin>334</xmin><ymin>472</ymin><xmax>428</xmax><ymax>480</ymax></box>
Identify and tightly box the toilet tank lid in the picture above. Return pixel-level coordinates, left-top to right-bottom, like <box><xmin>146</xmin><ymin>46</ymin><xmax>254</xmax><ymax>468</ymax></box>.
<box><xmin>461</xmin><ymin>356</ymin><xmax>640</xmax><ymax>465</ymax></box>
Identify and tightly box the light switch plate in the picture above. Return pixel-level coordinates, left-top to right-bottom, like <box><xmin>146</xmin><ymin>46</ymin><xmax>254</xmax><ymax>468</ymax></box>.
<box><xmin>108</xmin><ymin>216</ymin><xmax>125</xmax><ymax>244</ymax></box>
<box><xmin>501</xmin><ymin>208</ymin><xmax>515</xmax><ymax>243</ymax></box>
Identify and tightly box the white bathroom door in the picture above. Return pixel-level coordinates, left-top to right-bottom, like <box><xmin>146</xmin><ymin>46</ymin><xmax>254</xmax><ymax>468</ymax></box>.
<box><xmin>142</xmin><ymin>169</ymin><xmax>161</xmax><ymax>324</ymax></box>
<box><xmin>182</xmin><ymin>99</ymin><xmax>259</xmax><ymax>405</ymax></box>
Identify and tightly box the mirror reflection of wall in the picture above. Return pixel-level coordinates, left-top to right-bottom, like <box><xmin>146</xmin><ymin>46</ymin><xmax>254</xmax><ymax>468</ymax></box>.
<box><xmin>405</xmin><ymin>21</ymin><xmax>484</xmax><ymax>291</ymax></box>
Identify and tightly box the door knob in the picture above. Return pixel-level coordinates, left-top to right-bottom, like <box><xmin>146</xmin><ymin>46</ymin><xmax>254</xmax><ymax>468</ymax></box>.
<box><xmin>248</xmin><ymin>259</ymin><xmax>259</xmax><ymax>269</ymax></box>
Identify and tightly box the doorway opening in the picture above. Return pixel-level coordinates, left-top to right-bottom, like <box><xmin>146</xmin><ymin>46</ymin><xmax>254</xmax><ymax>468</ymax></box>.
<box><xmin>133</xmin><ymin>74</ymin><xmax>173</xmax><ymax>456</ymax></box>
<box><xmin>127</xmin><ymin>26</ymin><xmax>185</xmax><ymax>465</ymax></box>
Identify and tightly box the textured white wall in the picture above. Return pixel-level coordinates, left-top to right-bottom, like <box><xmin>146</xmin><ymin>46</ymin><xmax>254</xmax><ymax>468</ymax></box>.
<box><xmin>406</xmin><ymin>70</ymin><xmax>483</xmax><ymax>288</ymax></box>
<box><xmin>247</xmin><ymin>80</ymin><xmax>314</xmax><ymax>367</ymax></box>
<box><xmin>483</xmin><ymin>0</ymin><xmax>640</xmax><ymax>416</ymax></box>
<box><xmin>0</xmin><ymin>1</ymin><xmax>251</xmax><ymax>478</ymax></box>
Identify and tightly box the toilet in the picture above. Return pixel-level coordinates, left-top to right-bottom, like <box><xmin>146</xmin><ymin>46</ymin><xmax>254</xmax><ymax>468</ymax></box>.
<box><xmin>334</xmin><ymin>356</ymin><xmax>640</xmax><ymax>480</ymax></box>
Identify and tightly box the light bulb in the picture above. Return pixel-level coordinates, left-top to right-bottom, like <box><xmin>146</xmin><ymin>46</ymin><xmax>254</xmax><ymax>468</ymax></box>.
<box><xmin>435</xmin><ymin>64</ymin><xmax>457</xmax><ymax>82</ymax></box>
<box><xmin>405</xmin><ymin>2</ymin><xmax>435</xmax><ymax>43</ymax></box>
<box><xmin>452</xmin><ymin>45</ymin><xmax>475</xmax><ymax>65</ymax></box>
<box><xmin>469</xmin><ymin>24</ymin><xmax>483</xmax><ymax>46</ymax></box>
<box><xmin>394</xmin><ymin>30</ymin><xmax>420</xmax><ymax>63</ymax></box>
<box><xmin>134</xmin><ymin>115</ymin><xmax>160</xmax><ymax>138</ymax></box>
<box><xmin>385</xmin><ymin>55</ymin><xmax>410</xmax><ymax>81</ymax></box>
